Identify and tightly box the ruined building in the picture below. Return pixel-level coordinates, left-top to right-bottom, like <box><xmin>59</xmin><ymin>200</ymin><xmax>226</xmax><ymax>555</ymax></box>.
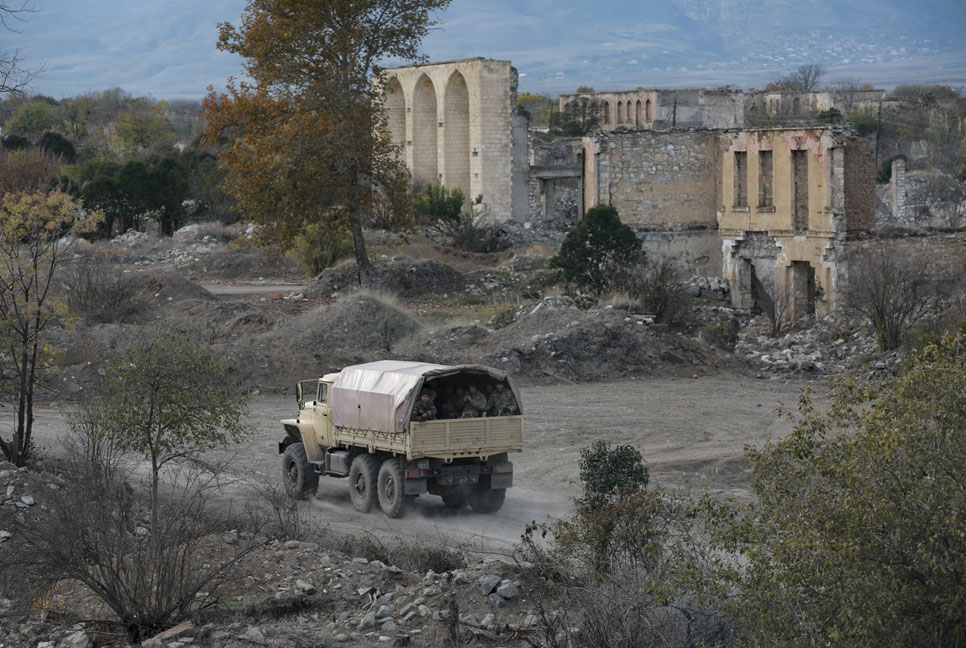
<box><xmin>558</xmin><ymin>88</ymin><xmax>745</xmax><ymax>130</ymax></box>
<box><xmin>534</xmin><ymin>126</ymin><xmax>876</xmax><ymax>317</ymax></box>
<box><xmin>382</xmin><ymin>58</ymin><xmax>529</xmax><ymax>222</ymax></box>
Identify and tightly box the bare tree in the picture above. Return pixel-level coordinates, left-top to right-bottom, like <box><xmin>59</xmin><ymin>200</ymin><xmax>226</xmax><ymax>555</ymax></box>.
<box><xmin>828</xmin><ymin>78</ymin><xmax>863</xmax><ymax>117</ymax></box>
<box><xmin>767</xmin><ymin>64</ymin><xmax>826</xmax><ymax>93</ymax></box>
<box><xmin>755</xmin><ymin>275</ymin><xmax>793</xmax><ymax>337</ymax></box>
<box><xmin>845</xmin><ymin>243</ymin><xmax>934</xmax><ymax>351</ymax></box>
<box><xmin>0</xmin><ymin>2</ymin><xmax>40</xmax><ymax>96</ymax></box>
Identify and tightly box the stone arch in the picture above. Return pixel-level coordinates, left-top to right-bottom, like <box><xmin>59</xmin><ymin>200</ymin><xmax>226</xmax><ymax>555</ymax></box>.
<box><xmin>635</xmin><ymin>99</ymin><xmax>642</xmax><ymax>126</ymax></box>
<box><xmin>384</xmin><ymin>76</ymin><xmax>406</xmax><ymax>160</ymax></box>
<box><xmin>443</xmin><ymin>70</ymin><xmax>471</xmax><ymax>196</ymax></box>
<box><xmin>792</xmin><ymin>96</ymin><xmax>801</xmax><ymax>116</ymax></box>
<box><xmin>603</xmin><ymin>100</ymin><xmax>610</xmax><ymax>124</ymax></box>
<box><xmin>412</xmin><ymin>74</ymin><xmax>438</xmax><ymax>186</ymax></box>
<box><xmin>645</xmin><ymin>99</ymin><xmax>652</xmax><ymax>122</ymax></box>
<box><xmin>617</xmin><ymin>101</ymin><xmax>623</xmax><ymax>123</ymax></box>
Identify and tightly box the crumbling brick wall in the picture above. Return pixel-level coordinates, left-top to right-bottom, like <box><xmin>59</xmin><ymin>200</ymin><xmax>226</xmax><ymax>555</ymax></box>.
<box><xmin>843</xmin><ymin>139</ymin><xmax>877</xmax><ymax>232</ymax></box>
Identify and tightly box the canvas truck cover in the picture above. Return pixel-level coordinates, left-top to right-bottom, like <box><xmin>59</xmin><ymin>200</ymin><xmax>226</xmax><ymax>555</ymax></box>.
<box><xmin>330</xmin><ymin>360</ymin><xmax>522</xmax><ymax>435</ymax></box>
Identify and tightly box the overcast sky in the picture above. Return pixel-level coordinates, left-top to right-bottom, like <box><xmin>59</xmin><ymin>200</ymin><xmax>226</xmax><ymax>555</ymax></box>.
<box><xmin>3</xmin><ymin>0</ymin><xmax>965</xmax><ymax>99</ymax></box>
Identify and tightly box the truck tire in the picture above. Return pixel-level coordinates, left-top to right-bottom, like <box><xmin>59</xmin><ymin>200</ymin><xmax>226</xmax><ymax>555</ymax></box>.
<box><xmin>281</xmin><ymin>442</ymin><xmax>318</xmax><ymax>500</ymax></box>
<box><xmin>468</xmin><ymin>486</ymin><xmax>506</xmax><ymax>513</ymax></box>
<box><xmin>440</xmin><ymin>489</ymin><xmax>467</xmax><ymax>509</ymax></box>
<box><xmin>377</xmin><ymin>458</ymin><xmax>406</xmax><ymax>518</ymax></box>
<box><xmin>349</xmin><ymin>454</ymin><xmax>379</xmax><ymax>513</ymax></box>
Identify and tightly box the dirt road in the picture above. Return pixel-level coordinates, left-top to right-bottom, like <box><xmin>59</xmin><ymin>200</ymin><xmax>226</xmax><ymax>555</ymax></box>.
<box><xmin>24</xmin><ymin>374</ymin><xmax>818</xmax><ymax>553</ymax></box>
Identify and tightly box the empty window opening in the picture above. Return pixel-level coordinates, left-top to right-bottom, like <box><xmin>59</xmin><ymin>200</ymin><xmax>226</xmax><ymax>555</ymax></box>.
<box><xmin>758</xmin><ymin>150</ymin><xmax>773</xmax><ymax>207</ymax></box>
<box><xmin>645</xmin><ymin>99</ymin><xmax>652</xmax><ymax>122</ymax></box>
<box><xmin>603</xmin><ymin>101</ymin><xmax>610</xmax><ymax>124</ymax></box>
<box><xmin>792</xmin><ymin>150</ymin><xmax>809</xmax><ymax>231</ymax></box>
<box><xmin>635</xmin><ymin>100</ymin><xmax>642</xmax><ymax>127</ymax></box>
<box><xmin>733</xmin><ymin>151</ymin><xmax>748</xmax><ymax>208</ymax></box>
<box><xmin>791</xmin><ymin>261</ymin><xmax>816</xmax><ymax>321</ymax></box>
<box><xmin>792</xmin><ymin>97</ymin><xmax>802</xmax><ymax>116</ymax></box>
<box><xmin>617</xmin><ymin>102</ymin><xmax>623</xmax><ymax>123</ymax></box>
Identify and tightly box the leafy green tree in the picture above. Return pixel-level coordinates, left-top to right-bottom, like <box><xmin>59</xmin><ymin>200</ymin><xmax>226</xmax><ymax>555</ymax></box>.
<box><xmin>206</xmin><ymin>0</ymin><xmax>450</xmax><ymax>284</ymax></box>
<box><xmin>413</xmin><ymin>182</ymin><xmax>465</xmax><ymax>226</ymax></box>
<box><xmin>578</xmin><ymin>440</ymin><xmax>648</xmax><ymax>510</ymax></box>
<box><xmin>1</xmin><ymin>133</ymin><xmax>29</xmax><ymax>150</ymax></box>
<box><xmin>112</xmin><ymin>98</ymin><xmax>176</xmax><ymax>152</ymax></box>
<box><xmin>6</xmin><ymin>98</ymin><xmax>55</xmax><ymax>138</ymax></box>
<box><xmin>722</xmin><ymin>330</ymin><xmax>966</xmax><ymax>647</ymax></box>
<box><xmin>553</xmin><ymin>205</ymin><xmax>641</xmax><ymax>296</ymax></box>
<box><xmin>92</xmin><ymin>329</ymin><xmax>250</xmax><ymax>550</ymax></box>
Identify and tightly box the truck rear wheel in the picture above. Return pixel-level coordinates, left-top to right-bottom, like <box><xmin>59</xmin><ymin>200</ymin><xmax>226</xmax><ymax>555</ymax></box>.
<box><xmin>281</xmin><ymin>442</ymin><xmax>318</xmax><ymax>500</ymax></box>
<box><xmin>377</xmin><ymin>458</ymin><xmax>406</xmax><ymax>518</ymax></box>
<box><xmin>468</xmin><ymin>486</ymin><xmax>506</xmax><ymax>513</ymax></box>
<box><xmin>349</xmin><ymin>454</ymin><xmax>379</xmax><ymax>513</ymax></box>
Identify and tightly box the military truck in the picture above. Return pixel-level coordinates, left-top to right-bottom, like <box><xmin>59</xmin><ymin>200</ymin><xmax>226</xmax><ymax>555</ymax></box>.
<box><xmin>278</xmin><ymin>361</ymin><xmax>523</xmax><ymax>517</ymax></box>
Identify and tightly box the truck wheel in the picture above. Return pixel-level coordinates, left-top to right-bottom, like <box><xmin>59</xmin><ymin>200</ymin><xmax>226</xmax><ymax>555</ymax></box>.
<box><xmin>377</xmin><ymin>459</ymin><xmax>406</xmax><ymax>518</ymax></box>
<box><xmin>468</xmin><ymin>486</ymin><xmax>506</xmax><ymax>513</ymax></box>
<box><xmin>441</xmin><ymin>489</ymin><xmax>467</xmax><ymax>509</ymax></box>
<box><xmin>281</xmin><ymin>442</ymin><xmax>318</xmax><ymax>500</ymax></box>
<box><xmin>349</xmin><ymin>454</ymin><xmax>379</xmax><ymax>513</ymax></box>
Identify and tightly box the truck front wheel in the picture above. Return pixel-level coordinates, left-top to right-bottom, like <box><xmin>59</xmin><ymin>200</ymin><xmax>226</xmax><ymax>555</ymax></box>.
<box><xmin>281</xmin><ymin>442</ymin><xmax>318</xmax><ymax>500</ymax></box>
<box><xmin>377</xmin><ymin>458</ymin><xmax>406</xmax><ymax>518</ymax></box>
<box><xmin>349</xmin><ymin>454</ymin><xmax>379</xmax><ymax>513</ymax></box>
<box><xmin>468</xmin><ymin>486</ymin><xmax>506</xmax><ymax>513</ymax></box>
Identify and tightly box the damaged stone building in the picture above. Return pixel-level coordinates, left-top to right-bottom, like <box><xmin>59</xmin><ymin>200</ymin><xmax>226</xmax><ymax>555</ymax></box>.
<box><xmin>382</xmin><ymin>58</ymin><xmax>529</xmax><ymax>223</ymax></box>
<box><xmin>533</xmin><ymin>126</ymin><xmax>876</xmax><ymax>317</ymax></box>
<box><xmin>558</xmin><ymin>88</ymin><xmax>745</xmax><ymax>130</ymax></box>
<box><xmin>380</xmin><ymin>59</ymin><xmax>877</xmax><ymax>319</ymax></box>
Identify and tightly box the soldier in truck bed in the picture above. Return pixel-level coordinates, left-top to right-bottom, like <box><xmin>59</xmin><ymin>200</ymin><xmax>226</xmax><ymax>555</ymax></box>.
<box><xmin>411</xmin><ymin>390</ymin><xmax>437</xmax><ymax>421</ymax></box>
<box><xmin>461</xmin><ymin>384</ymin><xmax>488</xmax><ymax>418</ymax></box>
<box><xmin>488</xmin><ymin>382</ymin><xmax>519</xmax><ymax>416</ymax></box>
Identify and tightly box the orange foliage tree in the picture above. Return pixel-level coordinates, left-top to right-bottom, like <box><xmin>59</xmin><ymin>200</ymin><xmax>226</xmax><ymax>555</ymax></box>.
<box><xmin>204</xmin><ymin>0</ymin><xmax>451</xmax><ymax>282</ymax></box>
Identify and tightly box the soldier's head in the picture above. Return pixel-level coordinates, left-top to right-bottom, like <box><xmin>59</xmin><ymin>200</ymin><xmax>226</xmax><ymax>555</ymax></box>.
<box><xmin>419</xmin><ymin>389</ymin><xmax>431</xmax><ymax>402</ymax></box>
<box><xmin>468</xmin><ymin>385</ymin><xmax>478</xmax><ymax>394</ymax></box>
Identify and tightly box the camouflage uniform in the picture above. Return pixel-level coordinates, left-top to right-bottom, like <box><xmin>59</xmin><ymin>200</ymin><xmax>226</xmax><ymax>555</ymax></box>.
<box><xmin>461</xmin><ymin>389</ymin><xmax>488</xmax><ymax>418</ymax></box>
<box><xmin>489</xmin><ymin>387</ymin><xmax>519</xmax><ymax>416</ymax></box>
<box><xmin>411</xmin><ymin>398</ymin><xmax>437</xmax><ymax>421</ymax></box>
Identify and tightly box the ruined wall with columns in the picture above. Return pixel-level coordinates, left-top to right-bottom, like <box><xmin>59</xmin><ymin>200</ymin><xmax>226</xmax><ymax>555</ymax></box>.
<box><xmin>383</xmin><ymin>58</ymin><xmax>525</xmax><ymax>222</ymax></box>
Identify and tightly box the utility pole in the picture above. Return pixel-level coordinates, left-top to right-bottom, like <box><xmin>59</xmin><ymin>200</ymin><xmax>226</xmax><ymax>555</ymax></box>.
<box><xmin>672</xmin><ymin>98</ymin><xmax>677</xmax><ymax>127</ymax></box>
<box><xmin>874</xmin><ymin>97</ymin><xmax>883</xmax><ymax>170</ymax></box>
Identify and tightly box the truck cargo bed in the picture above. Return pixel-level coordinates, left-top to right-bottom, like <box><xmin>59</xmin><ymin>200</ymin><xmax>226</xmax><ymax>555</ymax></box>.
<box><xmin>333</xmin><ymin>415</ymin><xmax>523</xmax><ymax>460</ymax></box>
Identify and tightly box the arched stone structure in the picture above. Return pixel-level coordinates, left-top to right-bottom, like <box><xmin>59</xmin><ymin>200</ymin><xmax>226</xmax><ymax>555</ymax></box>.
<box><xmin>381</xmin><ymin>58</ymin><xmax>522</xmax><ymax>222</ymax></box>
<box><xmin>635</xmin><ymin>100</ymin><xmax>642</xmax><ymax>126</ymax></box>
<box><xmin>384</xmin><ymin>77</ymin><xmax>406</xmax><ymax>160</ymax></box>
<box><xmin>412</xmin><ymin>74</ymin><xmax>438</xmax><ymax>186</ymax></box>
<box><xmin>443</xmin><ymin>71</ymin><xmax>471</xmax><ymax>196</ymax></box>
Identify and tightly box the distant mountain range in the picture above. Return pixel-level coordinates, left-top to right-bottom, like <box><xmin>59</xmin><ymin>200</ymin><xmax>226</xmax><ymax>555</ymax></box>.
<box><xmin>4</xmin><ymin>0</ymin><xmax>964</xmax><ymax>99</ymax></box>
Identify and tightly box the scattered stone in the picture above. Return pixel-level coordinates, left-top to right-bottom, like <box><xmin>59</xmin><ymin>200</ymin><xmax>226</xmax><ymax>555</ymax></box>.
<box><xmin>0</xmin><ymin>461</ymin><xmax>16</xmax><ymax>471</ymax></box>
<box><xmin>333</xmin><ymin>634</ymin><xmax>348</xmax><ymax>642</ymax></box>
<box><xmin>0</xmin><ymin>530</ymin><xmax>11</xmax><ymax>542</ymax></box>
<box><xmin>432</xmin><ymin>609</ymin><xmax>450</xmax><ymax>622</ymax></box>
<box><xmin>496</xmin><ymin>580</ymin><xmax>519</xmax><ymax>600</ymax></box>
<box><xmin>222</xmin><ymin>530</ymin><xmax>239</xmax><ymax>545</ymax></box>
<box><xmin>375</xmin><ymin>605</ymin><xmax>393</xmax><ymax>620</ymax></box>
<box><xmin>481</xmin><ymin>613</ymin><xmax>495</xmax><ymax>628</ymax></box>
<box><xmin>19</xmin><ymin>495</ymin><xmax>35</xmax><ymax>506</ymax></box>
<box><xmin>58</xmin><ymin>631</ymin><xmax>91</xmax><ymax>648</ymax></box>
<box><xmin>143</xmin><ymin>621</ymin><xmax>195</xmax><ymax>647</ymax></box>
<box><xmin>487</xmin><ymin>593</ymin><xmax>507</xmax><ymax>608</ymax></box>
<box><xmin>242</xmin><ymin>626</ymin><xmax>267</xmax><ymax>645</ymax></box>
<box><xmin>479</xmin><ymin>574</ymin><xmax>501</xmax><ymax>596</ymax></box>
<box><xmin>294</xmin><ymin>579</ymin><xmax>316</xmax><ymax>595</ymax></box>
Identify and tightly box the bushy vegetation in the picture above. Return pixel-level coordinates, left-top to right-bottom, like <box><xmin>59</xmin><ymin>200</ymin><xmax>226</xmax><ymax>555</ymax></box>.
<box><xmin>616</xmin><ymin>256</ymin><xmax>693</xmax><ymax>325</ymax></box>
<box><xmin>413</xmin><ymin>183</ymin><xmax>510</xmax><ymax>253</ymax></box>
<box><xmin>553</xmin><ymin>205</ymin><xmax>641</xmax><ymax>297</ymax></box>
<box><xmin>522</xmin><ymin>329</ymin><xmax>966</xmax><ymax>648</ymax></box>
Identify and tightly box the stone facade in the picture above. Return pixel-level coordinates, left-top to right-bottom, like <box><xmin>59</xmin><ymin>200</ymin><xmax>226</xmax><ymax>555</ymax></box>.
<box><xmin>531</xmin><ymin>126</ymin><xmax>875</xmax><ymax>314</ymax></box>
<box><xmin>745</xmin><ymin>89</ymin><xmax>885</xmax><ymax>125</ymax></box>
<box><xmin>558</xmin><ymin>88</ymin><xmax>744</xmax><ymax>131</ymax></box>
<box><xmin>718</xmin><ymin>128</ymin><xmax>874</xmax><ymax>319</ymax></box>
<box><xmin>383</xmin><ymin>58</ymin><xmax>527</xmax><ymax>222</ymax></box>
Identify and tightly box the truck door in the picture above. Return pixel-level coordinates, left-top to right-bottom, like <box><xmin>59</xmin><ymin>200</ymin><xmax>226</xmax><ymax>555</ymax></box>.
<box><xmin>310</xmin><ymin>382</ymin><xmax>335</xmax><ymax>448</ymax></box>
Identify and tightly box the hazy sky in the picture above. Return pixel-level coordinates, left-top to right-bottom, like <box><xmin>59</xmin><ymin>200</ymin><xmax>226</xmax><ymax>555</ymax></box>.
<box><xmin>3</xmin><ymin>0</ymin><xmax>965</xmax><ymax>99</ymax></box>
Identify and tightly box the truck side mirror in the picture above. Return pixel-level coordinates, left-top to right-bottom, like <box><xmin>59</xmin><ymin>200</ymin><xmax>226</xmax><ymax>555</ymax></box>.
<box><xmin>295</xmin><ymin>382</ymin><xmax>304</xmax><ymax>409</ymax></box>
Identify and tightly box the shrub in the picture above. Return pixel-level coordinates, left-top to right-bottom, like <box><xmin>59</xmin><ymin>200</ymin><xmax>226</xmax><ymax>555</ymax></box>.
<box><xmin>722</xmin><ymin>331</ymin><xmax>966</xmax><ymax>647</ymax></box>
<box><xmin>701</xmin><ymin>315</ymin><xmax>740</xmax><ymax>352</ymax></box>
<box><xmin>413</xmin><ymin>183</ymin><xmax>509</xmax><ymax>253</ymax></box>
<box><xmin>617</xmin><ymin>256</ymin><xmax>692</xmax><ymax>325</ymax></box>
<box><xmin>289</xmin><ymin>220</ymin><xmax>354</xmax><ymax>274</ymax></box>
<box><xmin>61</xmin><ymin>248</ymin><xmax>142</xmax><ymax>324</ymax></box>
<box><xmin>553</xmin><ymin>205</ymin><xmax>641</xmax><ymax>297</ymax></box>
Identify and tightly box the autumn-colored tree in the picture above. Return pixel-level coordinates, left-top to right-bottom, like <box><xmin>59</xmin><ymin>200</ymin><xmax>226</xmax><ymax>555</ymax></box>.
<box><xmin>205</xmin><ymin>0</ymin><xmax>450</xmax><ymax>283</ymax></box>
<box><xmin>0</xmin><ymin>191</ymin><xmax>101</xmax><ymax>466</ymax></box>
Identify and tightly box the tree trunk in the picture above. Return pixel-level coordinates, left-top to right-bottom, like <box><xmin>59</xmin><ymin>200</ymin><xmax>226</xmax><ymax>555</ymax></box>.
<box><xmin>348</xmin><ymin>209</ymin><xmax>373</xmax><ymax>285</ymax></box>
<box><xmin>151</xmin><ymin>455</ymin><xmax>160</xmax><ymax>555</ymax></box>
